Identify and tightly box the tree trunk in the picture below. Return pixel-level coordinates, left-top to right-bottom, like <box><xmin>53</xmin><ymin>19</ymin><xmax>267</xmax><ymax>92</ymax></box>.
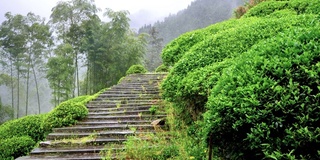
<box><xmin>25</xmin><ymin>56</ymin><xmax>31</xmax><ymax>116</ymax></box>
<box><xmin>31</xmin><ymin>63</ymin><xmax>41</xmax><ymax>114</ymax></box>
<box><xmin>17</xmin><ymin>64</ymin><xmax>20</xmax><ymax>118</ymax></box>
<box><xmin>10</xmin><ymin>60</ymin><xmax>15</xmax><ymax>118</ymax></box>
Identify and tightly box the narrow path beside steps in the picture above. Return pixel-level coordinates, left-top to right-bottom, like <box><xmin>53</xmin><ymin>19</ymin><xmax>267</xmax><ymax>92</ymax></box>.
<box><xmin>17</xmin><ymin>73</ymin><xmax>167</xmax><ymax>160</ymax></box>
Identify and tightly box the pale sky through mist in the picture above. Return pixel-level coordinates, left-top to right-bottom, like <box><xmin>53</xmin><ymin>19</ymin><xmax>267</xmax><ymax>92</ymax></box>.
<box><xmin>0</xmin><ymin>0</ymin><xmax>195</xmax><ymax>29</ymax></box>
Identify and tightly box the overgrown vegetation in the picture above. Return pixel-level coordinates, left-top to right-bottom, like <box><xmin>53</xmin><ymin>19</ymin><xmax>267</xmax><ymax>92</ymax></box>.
<box><xmin>155</xmin><ymin>64</ymin><xmax>169</xmax><ymax>72</ymax></box>
<box><xmin>101</xmin><ymin>101</ymin><xmax>207</xmax><ymax>159</ymax></box>
<box><xmin>0</xmin><ymin>94</ymin><xmax>96</xmax><ymax>159</ymax></box>
<box><xmin>160</xmin><ymin>0</ymin><xmax>320</xmax><ymax>159</ymax></box>
<box><xmin>126</xmin><ymin>64</ymin><xmax>148</xmax><ymax>75</ymax></box>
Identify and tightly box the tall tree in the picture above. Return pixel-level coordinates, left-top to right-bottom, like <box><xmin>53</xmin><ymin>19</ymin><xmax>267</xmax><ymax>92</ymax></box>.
<box><xmin>46</xmin><ymin>44</ymin><xmax>74</xmax><ymax>106</ymax></box>
<box><xmin>80</xmin><ymin>8</ymin><xmax>147</xmax><ymax>94</ymax></box>
<box><xmin>50</xmin><ymin>0</ymin><xmax>99</xmax><ymax>97</ymax></box>
<box><xmin>144</xmin><ymin>27</ymin><xmax>163</xmax><ymax>71</ymax></box>
<box><xmin>24</xmin><ymin>12</ymin><xmax>52</xmax><ymax>114</ymax></box>
<box><xmin>0</xmin><ymin>73</ymin><xmax>14</xmax><ymax>123</ymax></box>
<box><xmin>0</xmin><ymin>12</ymin><xmax>28</xmax><ymax>118</ymax></box>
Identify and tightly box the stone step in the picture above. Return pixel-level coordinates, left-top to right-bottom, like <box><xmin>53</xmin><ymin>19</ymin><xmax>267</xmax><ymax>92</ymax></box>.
<box><xmin>53</xmin><ymin>124</ymin><xmax>156</xmax><ymax>133</ymax></box>
<box><xmin>88</xmin><ymin>100</ymin><xmax>159</xmax><ymax>106</ymax></box>
<box><xmin>93</xmin><ymin>96</ymin><xmax>159</xmax><ymax>101</ymax></box>
<box><xmin>98</xmin><ymin>93</ymin><xmax>158</xmax><ymax>97</ymax></box>
<box><xmin>87</xmin><ymin>105</ymin><xmax>153</xmax><ymax>112</ymax></box>
<box><xmin>76</xmin><ymin>120</ymin><xmax>152</xmax><ymax>126</ymax></box>
<box><xmin>110</xmin><ymin>88</ymin><xmax>159</xmax><ymax>91</ymax></box>
<box><xmin>86</xmin><ymin>102</ymin><xmax>156</xmax><ymax>108</ymax></box>
<box><xmin>84</xmin><ymin>114</ymin><xmax>166</xmax><ymax>121</ymax></box>
<box><xmin>102</xmin><ymin>90</ymin><xmax>160</xmax><ymax>94</ymax></box>
<box><xmin>22</xmin><ymin>146</ymin><xmax>124</xmax><ymax>160</ymax></box>
<box><xmin>124</xmin><ymin>73</ymin><xmax>167</xmax><ymax>79</ymax></box>
<box><xmin>46</xmin><ymin>130</ymin><xmax>153</xmax><ymax>140</ymax></box>
<box><xmin>88</xmin><ymin>110</ymin><xmax>152</xmax><ymax>116</ymax></box>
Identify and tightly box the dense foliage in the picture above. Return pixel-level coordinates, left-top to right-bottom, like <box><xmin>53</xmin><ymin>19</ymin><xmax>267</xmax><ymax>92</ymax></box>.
<box><xmin>43</xmin><ymin>95</ymin><xmax>90</xmax><ymax>132</ymax></box>
<box><xmin>126</xmin><ymin>64</ymin><xmax>148</xmax><ymax>75</ymax></box>
<box><xmin>0</xmin><ymin>94</ymin><xmax>94</xmax><ymax>159</ymax></box>
<box><xmin>161</xmin><ymin>0</ymin><xmax>320</xmax><ymax>159</ymax></box>
<box><xmin>155</xmin><ymin>64</ymin><xmax>169</xmax><ymax>72</ymax></box>
<box><xmin>0</xmin><ymin>136</ymin><xmax>36</xmax><ymax>159</ymax></box>
<box><xmin>0</xmin><ymin>0</ymin><xmax>147</xmax><ymax>120</ymax></box>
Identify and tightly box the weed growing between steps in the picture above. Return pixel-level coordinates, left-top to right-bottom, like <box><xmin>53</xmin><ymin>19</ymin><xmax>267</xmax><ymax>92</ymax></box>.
<box><xmin>100</xmin><ymin>101</ymin><xmax>207</xmax><ymax>159</ymax></box>
<box><xmin>0</xmin><ymin>92</ymin><xmax>101</xmax><ymax>159</ymax></box>
<box><xmin>46</xmin><ymin>133</ymin><xmax>99</xmax><ymax>147</ymax></box>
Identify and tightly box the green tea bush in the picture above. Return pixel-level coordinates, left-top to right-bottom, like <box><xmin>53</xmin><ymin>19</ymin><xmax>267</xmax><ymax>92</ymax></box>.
<box><xmin>0</xmin><ymin>114</ymin><xmax>46</xmax><ymax>142</ymax></box>
<box><xmin>244</xmin><ymin>0</ymin><xmax>320</xmax><ymax>18</ymax></box>
<box><xmin>243</xmin><ymin>1</ymin><xmax>290</xmax><ymax>17</ymax></box>
<box><xmin>154</xmin><ymin>64</ymin><xmax>169</xmax><ymax>72</ymax></box>
<box><xmin>204</xmin><ymin>26</ymin><xmax>320</xmax><ymax>159</ymax></box>
<box><xmin>0</xmin><ymin>136</ymin><xmax>36</xmax><ymax>159</ymax></box>
<box><xmin>161</xmin><ymin>15</ymin><xmax>317</xmax><ymax>122</ymax></box>
<box><xmin>43</xmin><ymin>96</ymin><xmax>89</xmax><ymax>131</ymax></box>
<box><xmin>125</xmin><ymin>64</ymin><xmax>147</xmax><ymax>75</ymax></box>
<box><xmin>161</xmin><ymin>19</ymin><xmax>240</xmax><ymax>67</ymax></box>
<box><xmin>161</xmin><ymin>29</ymin><xmax>206</xmax><ymax>67</ymax></box>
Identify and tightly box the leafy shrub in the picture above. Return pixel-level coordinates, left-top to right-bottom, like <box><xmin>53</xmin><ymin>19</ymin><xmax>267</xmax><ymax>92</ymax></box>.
<box><xmin>0</xmin><ymin>114</ymin><xmax>46</xmax><ymax>142</ymax></box>
<box><xmin>161</xmin><ymin>29</ymin><xmax>206</xmax><ymax>67</ymax></box>
<box><xmin>155</xmin><ymin>64</ymin><xmax>169</xmax><ymax>72</ymax></box>
<box><xmin>43</xmin><ymin>96</ymin><xmax>89</xmax><ymax>132</ymax></box>
<box><xmin>161</xmin><ymin>19</ymin><xmax>241</xmax><ymax>67</ymax></box>
<box><xmin>0</xmin><ymin>136</ymin><xmax>36</xmax><ymax>159</ymax></box>
<box><xmin>244</xmin><ymin>0</ymin><xmax>320</xmax><ymax>18</ymax></box>
<box><xmin>204</xmin><ymin>26</ymin><xmax>320</xmax><ymax>159</ymax></box>
<box><xmin>161</xmin><ymin>14</ymin><xmax>317</xmax><ymax>123</ymax></box>
<box><xmin>243</xmin><ymin>1</ymin><xmax>289</xmax><ymax>18</ymax></box>
<box><xmin>126</xmin><ymin>64</ymin><xmax>147</xmax><ymax>75</ymax></box>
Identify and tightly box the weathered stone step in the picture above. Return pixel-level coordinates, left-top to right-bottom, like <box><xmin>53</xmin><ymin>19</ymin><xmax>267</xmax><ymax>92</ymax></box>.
<box><xmin>77</xmin><ymin>120</ymin><xmax>152</xmax><ymax>126</ymax></box>
<box><xmin>53</xmin><ymin>124</ymin><xmax>155</xmax><ymax>133</ymax></box>
<box><xmin>102</xmin><ymin>90</ymin><xmax>160</xmax><ymax>94</ymax></box>
<box><xmin>88</xmin><ymin>110</ymin><xmax>152</xmax><ymax>116</ymax></box>
<box><xmin>85</xmin><ymin>114</ymin><xmax>166</xmax><ymax>121</ymax></box>
<box><xmin>27</xmin><ymin>146</ymin><xmax>123</xmax><ymax>159</ymax></box>
<box><xmin>124</xmin><ymin>73</ymin><xmax>167</xmax><ymax>79</ymax></box>
<box><xmin>86</xmin><ymin>102</ymin><xmax>157</xmax><ymax>108</ymax></box>
<box><xmin>98</xmin><ymin>93</ymin><xmax>157</xmax><ymax>97</ymax></box>
<box><xmin>87</xmin><ymin>105</ymin><xmax>153</xmax><ymax>112</ymax></box>
<box><xmin>88</xmin><ymin>100</ymin><xmax>159</xmax><ymax>106</ymax></box>
<box><xmin>91</xmin><ymin>95</ymin><xmax>160</xmax><ymax>102</ymax></box>
<box><xmin>46</xmin><ymin>130</ymin><xmax>153</xmax><ymax>140</ymax></box>
<box><xmin>113</xmin><ymin>85</ymin><xmax>159</xmax><ymax>89</ymax></box>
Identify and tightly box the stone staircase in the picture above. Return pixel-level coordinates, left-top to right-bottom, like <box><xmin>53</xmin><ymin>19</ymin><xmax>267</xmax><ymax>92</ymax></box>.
<box><xmin>17</xmin><ymin>73</ymin><xmax>167</xmax><ymax>160</ymax></box>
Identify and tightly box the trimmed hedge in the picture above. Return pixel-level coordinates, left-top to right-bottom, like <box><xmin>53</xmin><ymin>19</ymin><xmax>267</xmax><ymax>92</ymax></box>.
<box><xmin>0</xmin><ymin>95</ymin><xmax>95</xmax><ymax>159</ymax></box>
<box><xmin>43</xmin><ymin>95</ymin><xmax>90</xmax><ymax>131</ymax></box>
<box><xmin>126</xmin><ymin>64</ymin><xmax>147</xmax><ymax>75</ymax></box>
<box><xmin>243</xmin><ymin>0</ymin><xmax>320</xmax><ymax>18</ymax></box>
<box><xmin>0</xmin><ymin>136</ymin><xmax>36</xmax><ymax>159</ymax></box>
<box><xmin>155</xmin><ymin>64</ymin><xmax>169</xmax><ymax>72</ymax></box>
<box><xmin>204</xmin><ymin>26</ymin><xmax>320</xmax><ymax>159</ymax></box>
<box><xmin>161</xmin><ymin>14</ymin><xmax>317</xmax><ymax>120</ymax></box>
<box><xmin>0</xmin><ymin>114</ymin><xmax>46</xmax><ymax>142</ymax></box>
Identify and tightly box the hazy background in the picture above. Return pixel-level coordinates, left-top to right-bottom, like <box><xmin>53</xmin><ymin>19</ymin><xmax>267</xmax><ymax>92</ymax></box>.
<box><xmin>0</xmin><ymin>0</ymin><xmax>195</xmax><ymax>30</ymax></box>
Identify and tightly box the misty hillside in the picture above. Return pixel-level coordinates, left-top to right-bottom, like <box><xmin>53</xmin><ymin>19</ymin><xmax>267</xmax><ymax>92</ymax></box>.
<box><xmin>139</xmin><ymin>0</ymin><xmax>244</xmax><ymax>70</ymax></box>
<box><xmin>139</xmin><ymin>0</ymin><xmax>244</xmax><ymax>45</ymax></box>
